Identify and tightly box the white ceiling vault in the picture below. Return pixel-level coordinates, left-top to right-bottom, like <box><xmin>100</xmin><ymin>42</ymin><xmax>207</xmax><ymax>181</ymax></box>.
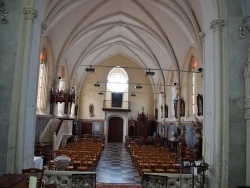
<box><xmin>43</xmin><ymin>0</ymin><xmax>203</xmax><ymax>89</ymax></box>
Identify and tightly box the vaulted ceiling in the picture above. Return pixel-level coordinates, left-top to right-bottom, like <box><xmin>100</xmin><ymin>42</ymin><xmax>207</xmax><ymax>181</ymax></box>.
<box><xmin>44</xmin><ymin>0</ymin><xmax>203</xmax><ymax>89</ymax></box>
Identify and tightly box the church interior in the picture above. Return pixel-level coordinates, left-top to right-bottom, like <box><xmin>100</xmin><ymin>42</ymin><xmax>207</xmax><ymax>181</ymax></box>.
<box><xmin>0</xmin><ymin>0</ymin><xmax>250</xmax><ymax>188</ymax></box>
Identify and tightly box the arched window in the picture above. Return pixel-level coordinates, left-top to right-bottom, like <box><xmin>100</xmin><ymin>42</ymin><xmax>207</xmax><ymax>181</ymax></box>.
<box><xmin>189</xmin><ymin>56</ymin><xmax>197</xmax><ymax>115</ymax></box>
<box><xmin>106</xmin><ymin>67</ymin><xmax>128</xmax><ymax>108</ymax></box>
<box><xmin>37</xmin><ymin>48</ymin><xmax>48</xmax><ymax>115</ymax></box>
<box><xmin>107</xmin><ymin>72</ymin><xmax>128</xmax><ymax>92</ymax></box>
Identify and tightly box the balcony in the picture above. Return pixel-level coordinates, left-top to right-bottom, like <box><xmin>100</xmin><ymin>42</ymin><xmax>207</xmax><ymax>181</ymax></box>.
<box><xmin>102</xmin><ymin>100</ymin><xmax>131</xmax><ymax>112</ymax></box>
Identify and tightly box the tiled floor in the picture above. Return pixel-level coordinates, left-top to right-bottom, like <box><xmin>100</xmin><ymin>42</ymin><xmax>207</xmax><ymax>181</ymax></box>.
<box><xmin>95</xmin><ymin>142</ymin><xmax>141</xmax><ymax>185</ymax></box>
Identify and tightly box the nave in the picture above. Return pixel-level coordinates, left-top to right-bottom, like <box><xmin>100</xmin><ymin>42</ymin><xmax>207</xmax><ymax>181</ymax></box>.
<box><xmin>95</xmin><ymin>142</ymin><xmax>141</xmax><ymax>185</ymax></box>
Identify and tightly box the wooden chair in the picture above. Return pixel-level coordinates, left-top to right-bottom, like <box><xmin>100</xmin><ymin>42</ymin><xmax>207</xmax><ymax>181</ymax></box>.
<box><xmin>22</xmin><ymin>168</ymin><xmax>44</xmax><ymax>188</ymax></box>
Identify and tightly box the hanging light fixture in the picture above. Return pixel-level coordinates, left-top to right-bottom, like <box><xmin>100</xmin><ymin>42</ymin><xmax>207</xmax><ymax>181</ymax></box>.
<box><xmin>135</xmin><ymin>84</ymin><xmax>142</xmax><ymax>89</ymax></box>
<box><xmin>145</xmin><ymin>69</ymin><xmax>155</xmax><ymax>76</ymax></box>
<box><xmin>98</xmin><ymin>91</ymin><xmax>103</xmax><ymax>95</ymax></box>
<box><xmin>85</xmin><ymin>65</ymin><xmax>95</xmax><ymax>72</ymax></box>
<box><xmin>94</xmin><ymin>82</ymin><xmax>101</xmax><ymax>87</ymax></box>
<box><xmin>130</xmin><ymin>92</ymin><xmax>136</xmax><ymax>97</ymax></box>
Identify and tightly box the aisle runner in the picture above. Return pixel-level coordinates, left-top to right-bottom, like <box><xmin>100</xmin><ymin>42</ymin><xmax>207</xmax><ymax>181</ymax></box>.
<box><xmin>96</xmin><ymin>183</ymin><xmax>143</xmax><ymax>188</ymax></box>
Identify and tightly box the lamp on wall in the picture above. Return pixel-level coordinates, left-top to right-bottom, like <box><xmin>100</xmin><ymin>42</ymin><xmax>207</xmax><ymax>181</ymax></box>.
<box><xmin>0</xmin><ymin>1</ymin><xmax>7</xmax><ymax>24</ymax></box>
<box><xmin>85</xmin><ymin>65</ymin><xmax>95</xmax><ymax>72</ymax></box>
<box><xmin>98</xmin><ymin>91</ymin><xmax>104</xmax><ymax>95</ymax></box>
<box><xmin>145</xmin><ymin>69</ymin><xmax>155</xmax><ymax>76</ymax></box>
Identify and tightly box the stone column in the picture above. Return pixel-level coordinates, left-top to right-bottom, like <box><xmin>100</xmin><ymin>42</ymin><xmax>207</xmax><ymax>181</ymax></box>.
<box><xmin>210</xmin><ymin>19</ymin><xmax>225</xmax><ymax>188</ymax></box>
<box><xmin>244</xmin><ymin>40</ymin><xmax>250</xmax><ymax>186</ymax></box>
<box><xmin>15</xmin><ymin>5</ymin><xmax>38</xmax><ymax>172</ymax></box>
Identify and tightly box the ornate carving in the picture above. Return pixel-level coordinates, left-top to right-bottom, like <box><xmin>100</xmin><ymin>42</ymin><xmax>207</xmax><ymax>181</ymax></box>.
<box><xmin>245</xmin><ymin>98</ymin><xmax>250</xmax><ymax>108</ymax></box>
<box><xmin>245</xmin><ymin>98</ymin><xmax>250</xmax><ymax>120</ymax></box>
<box><xmin>210</xmin><ymin>19</ymin><xmax>225</xmax><ymax>31</ymax></box>
<box><xmin>23</xmin><ymin>7</ymin><xmax>38</xmax><ymax>20</ymax></box>
<box><xmin>244</xmin><ymin>110</ymin><xmax>250</xmax><ymax>120</ymax></box>
<box><xmin>244</xmin><ymin>63</ymin><xmax>250</xmax><ymax>78</ymax></box>
<box><xmin>199</xmin><ymin>31</ymin><xmax>206</xmax><ymax>42</ymax></box>
<box><xmin>41</xmin><ymin>22</ymin><xmax>47</xmax><ymax>34</ymax></box>
<box><xmin>50</xmin><ymin>89</ymin><xmax>75</xmax><ymax>114</ymax></box>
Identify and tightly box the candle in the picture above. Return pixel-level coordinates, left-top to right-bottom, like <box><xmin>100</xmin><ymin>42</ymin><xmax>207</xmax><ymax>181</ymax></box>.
<box><xmin>202</xmin><ymin>136</ymin><xmax>206</xmax><ymax>161</ymax></box>
<box><xmin>29</xmin><ymin>176</ymin><xmax>37</xmax><ymax>188</ymax></box>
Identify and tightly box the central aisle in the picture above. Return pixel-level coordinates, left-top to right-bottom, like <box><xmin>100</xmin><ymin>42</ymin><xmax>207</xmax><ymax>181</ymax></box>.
<box><xmin>95</xmin><ymin>142</ymin><xmax>141</xmax><ymax>184</ymax></box>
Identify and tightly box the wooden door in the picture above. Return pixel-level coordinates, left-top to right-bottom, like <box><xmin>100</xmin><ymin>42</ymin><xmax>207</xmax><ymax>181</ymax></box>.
<box><xmin>108</xmin><ymin>117</ymin><xmax>123</xmax><ymax>143</ymax></box>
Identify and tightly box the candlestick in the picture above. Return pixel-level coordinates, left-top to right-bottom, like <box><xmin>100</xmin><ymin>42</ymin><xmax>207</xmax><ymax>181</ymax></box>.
<box><xmin>29</xmin><ymin>176</ymin><xmax>37</xmax><ymax>188</ymax></box>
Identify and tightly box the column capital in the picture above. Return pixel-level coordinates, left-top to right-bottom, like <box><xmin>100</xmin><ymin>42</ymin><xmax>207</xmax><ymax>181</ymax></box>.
<box><xmin>199</xmin><ymin>31</ymin><xmax>206</xmax><ymax>41</ymax></box>
<box><xmin>41</xmin><ymin>22</ymin><xmax>47</xmax><ymax>34</ymax></box>
<box><xmin>244</xmin><ymin>63</ymin><xmax>250</xmax><ymax>78</ymax></box>
<box><xmin>245</xmin><ymin>98</ymin><xmax>250</xmax><ymax>120</ymax></box>
<box><xmin>210</xmin><ymin>19</ymin><xmax>225</xmax><ymax>31</ymax></box>
<box><xmin>23</xmin><ymin>7</ymin><xmax>38</xmax><ymax>20</ymax></box>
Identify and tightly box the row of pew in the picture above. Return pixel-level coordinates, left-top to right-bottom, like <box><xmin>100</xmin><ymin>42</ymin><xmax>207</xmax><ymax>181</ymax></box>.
<box><xmin>49</xmin><ymin>138</ymin><xmax>104</xmax><ymax>171</ymax></box>
<box><xmin>127</xmin><ymin>139</ymin><xmax>198</xmax><ymax>176</ymax></box>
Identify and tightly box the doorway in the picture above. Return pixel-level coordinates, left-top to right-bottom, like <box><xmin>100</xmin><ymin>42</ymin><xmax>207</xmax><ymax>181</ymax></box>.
<box><xmin>108</xmin><ymin>117</ymin><xmax>123</xmax><ymax>143</ymax></box>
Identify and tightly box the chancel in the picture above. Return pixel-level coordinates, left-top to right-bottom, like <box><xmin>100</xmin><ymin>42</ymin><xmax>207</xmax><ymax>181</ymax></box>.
<box><xmin>0</xmin><ymin>1</ymin><xmax>250</xmax><ymax>188</ymax></box>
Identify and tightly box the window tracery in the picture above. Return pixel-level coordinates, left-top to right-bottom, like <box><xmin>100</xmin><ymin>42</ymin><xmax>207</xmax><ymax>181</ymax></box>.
<box><xmin>37</xmin><ymin>48</ymin><xmax>48</xmax><ymax>115</ymax></box>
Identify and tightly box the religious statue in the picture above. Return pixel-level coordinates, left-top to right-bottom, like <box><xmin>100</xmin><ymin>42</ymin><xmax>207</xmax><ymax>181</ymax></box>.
<box><xmin>193</xmin><ymin>124</ymin><xmax>203</xmax><ymax>160</ymax></box>
<box><xmin>177</xmin><ymin>125</ymin><xmax>187</xmax><ymax>146</ymax></box>
<box><xmin>170</xmin><ymin>131</ymin><xmax>179</xmax><ymax>142</ymax></box>
<box><xmin>197</xmin><ymin>94</ymin><xmax>203</xmax><ymax>116</ymax></box>
<box><xmin>89</xmin><ymin>103</ymin><xmax>94</xmax><ymax>117</ymax></box>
